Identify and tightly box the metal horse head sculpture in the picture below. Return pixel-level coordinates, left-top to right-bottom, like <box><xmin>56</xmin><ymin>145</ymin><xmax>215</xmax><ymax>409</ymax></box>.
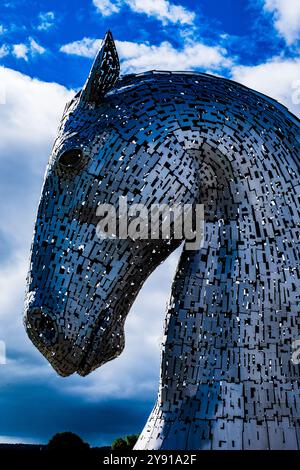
<box><xmin>24</xmin><ymin>31</ymin><xmax>300</xmax><ymax>450</ymax></box>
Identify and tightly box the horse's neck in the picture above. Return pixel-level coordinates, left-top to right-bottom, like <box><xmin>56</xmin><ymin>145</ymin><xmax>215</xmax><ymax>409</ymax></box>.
<box><xmin>136</xmin><ymin>95</ymin><xmax>300</xmax><ymax>449</ymax></box>
<box><xmin>158</xmin><ymin>119</ymin><xmax>299</xmax><ymax>420</ymax></box>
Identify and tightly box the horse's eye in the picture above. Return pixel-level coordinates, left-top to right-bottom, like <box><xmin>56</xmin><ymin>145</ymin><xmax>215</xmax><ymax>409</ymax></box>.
<box><xmin>58</xmin><ymin>148</ymin><xmax>83</xmax><ymax>168</ymax></box>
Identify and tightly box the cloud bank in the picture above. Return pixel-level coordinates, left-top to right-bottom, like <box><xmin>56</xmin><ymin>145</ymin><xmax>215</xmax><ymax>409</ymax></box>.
<box><xmin>231</xmin><ymin>57</ymin><xmax>300</xmax><ymax>116</ymax></box>
<box><xmin>93</xmin><ymin>0</ymin><xmax>195</xmax><ymax>25</ymax></box>
<box><xmin>263</xmin><ymin>0</ymin><xmax>300</xmax><ymax>45</ymax></box>
<box><xmin>61</xmin><ymin>37</ymin><xmax>232</xmax><ymax>73</ymax></box>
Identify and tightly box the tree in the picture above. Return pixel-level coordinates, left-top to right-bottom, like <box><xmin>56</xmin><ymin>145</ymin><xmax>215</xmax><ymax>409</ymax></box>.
<box><xmin>111</xmin><ymin>434</ymin><xmax>139</xmax><ymax>450</ymax></box>
<box><xmin>111</xmin><ymin>437</ymin><xmax>128</xmax><ymax>450</ymax></box>
<box><xmin>48</xmin><ymin>432</ymin><xmax>90</xmax><ymax>452</ymax></box>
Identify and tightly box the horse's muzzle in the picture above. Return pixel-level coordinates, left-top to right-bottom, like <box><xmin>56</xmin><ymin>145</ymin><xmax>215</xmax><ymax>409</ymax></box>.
<box><xmin>25</xmin><ymin>307</ymin><xmax>58</xmax><ymax>347</ymax></box>
<box><xmin>24</xmin><ymin>305</ymin><xmax>82</xmax><ymax>377</ymax></box>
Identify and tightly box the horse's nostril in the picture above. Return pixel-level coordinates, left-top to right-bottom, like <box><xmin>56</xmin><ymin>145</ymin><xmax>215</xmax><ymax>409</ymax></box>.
<box><xmin>26</xmin><ymin>307</ymin><xmax>58</xmax><ymax>346</ymax></box>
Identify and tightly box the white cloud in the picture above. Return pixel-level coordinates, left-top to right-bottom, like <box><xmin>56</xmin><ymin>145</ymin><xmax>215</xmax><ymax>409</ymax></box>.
<box><xmin>118</xmin><ymin>40</ymin><xmax>231</xmax><ymax>72</ymax></box>
<box><xmin>93</xmin><ymin>0</ymin><xmax>195</xmax><ymax>25</ymax></box>
<box><xmin>231</xmin><ymin>57</ymin><xmax>300</xmax><ymax>116</ymax></box>
<box><xmin>60</xmin><ymin>37</ymin><xmax>232</xmax><ymax>73</ymax></box>
<box><xmin>12</xmin><ymin>43</ymin><xmax>28</xmax><ymax>60</ymax></box>
<box><xmin>60</xmin><ymin>37</ymin><xmax>100</xmax><ymax>58</ymax></box>
<box><xmin>93</xmin><ymin>0</ymin><xmax>120</xmax><ymax>16</ymax></box>
<box><xmin>29</xmin><ymin>38</ymin><xmax>46</xmax><ymax>55</ymax></box>
<box><xmin>0</xmin><ymin>66</ymin><xmax>73</xmax><ymax>172</ymax></box>
<box><xmin>37</xmin><ymin>11</ymin><xmax>55</xmax><ymax>31</ymax></box>
<box><xmin>0</xmin><ymin>24</ymin><xmax>6</xmax><ymax>34</ymax></box>
<box><xmin>12</xmin><ymin>38</ymin><xmax>46</xmax><ymax>61</ymax></box>
<box><xmin>125</xmin><ymin>0</ymin><xmax>195</xmax><ymax>25</ymax></box>
<box><xmin>263</xmin><ymin>0</ymin><xmax>300</xmax><ymax>44</ymax></box>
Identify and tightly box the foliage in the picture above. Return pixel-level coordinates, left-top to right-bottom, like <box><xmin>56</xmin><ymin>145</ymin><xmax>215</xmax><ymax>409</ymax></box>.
<box><xmin>48</xmin><ymin>432</ymin><xmax>89</xmax><ymax>452</ymax></box>
<box><xmin>111</xmin><ymin>434</ymin><xmax>139</xmax><ymax>450</ymax></box>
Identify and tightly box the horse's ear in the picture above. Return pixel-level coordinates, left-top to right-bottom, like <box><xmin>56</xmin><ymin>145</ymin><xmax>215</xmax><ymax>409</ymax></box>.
<box><xmin>80</xmin><ymin>30</ymin><xmax>120</xmax><ymax>105</ymax></box>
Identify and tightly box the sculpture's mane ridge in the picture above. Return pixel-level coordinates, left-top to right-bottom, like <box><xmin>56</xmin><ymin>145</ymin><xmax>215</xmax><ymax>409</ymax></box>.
<box><xmin>111</xmin><ymin>70</ymin><xmax>299</xmax><ymax>126</ymax></box>
<box><xmin>68</xmin><ymin>70</ymin><xmax>299</xmax><ymax>128</ymax></box>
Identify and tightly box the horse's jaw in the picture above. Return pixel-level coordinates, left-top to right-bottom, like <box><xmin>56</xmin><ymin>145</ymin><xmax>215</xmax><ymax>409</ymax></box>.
<box><xmin>76</xmin><ymin>340</ymin><xmax>125</xmax><ymax>377</ymax></box>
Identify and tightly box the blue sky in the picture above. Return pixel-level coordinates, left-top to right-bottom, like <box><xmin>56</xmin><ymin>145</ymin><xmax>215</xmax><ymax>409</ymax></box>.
<box><xmin>0</xmin><ymin>0</ymin><xmax>299</xmax><ymax>447</ymax></box>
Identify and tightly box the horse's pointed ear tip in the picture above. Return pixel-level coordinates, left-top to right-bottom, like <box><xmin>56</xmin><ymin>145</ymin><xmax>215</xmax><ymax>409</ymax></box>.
<box><xmin>105</xmin><ymin>30</ymin><xmax>114</xmax><ymax>41</ymax></box>
<box><xmin>80</xmin><ymin>28</ymin><xmax>119</xmax><ymax>104</ymax></box>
